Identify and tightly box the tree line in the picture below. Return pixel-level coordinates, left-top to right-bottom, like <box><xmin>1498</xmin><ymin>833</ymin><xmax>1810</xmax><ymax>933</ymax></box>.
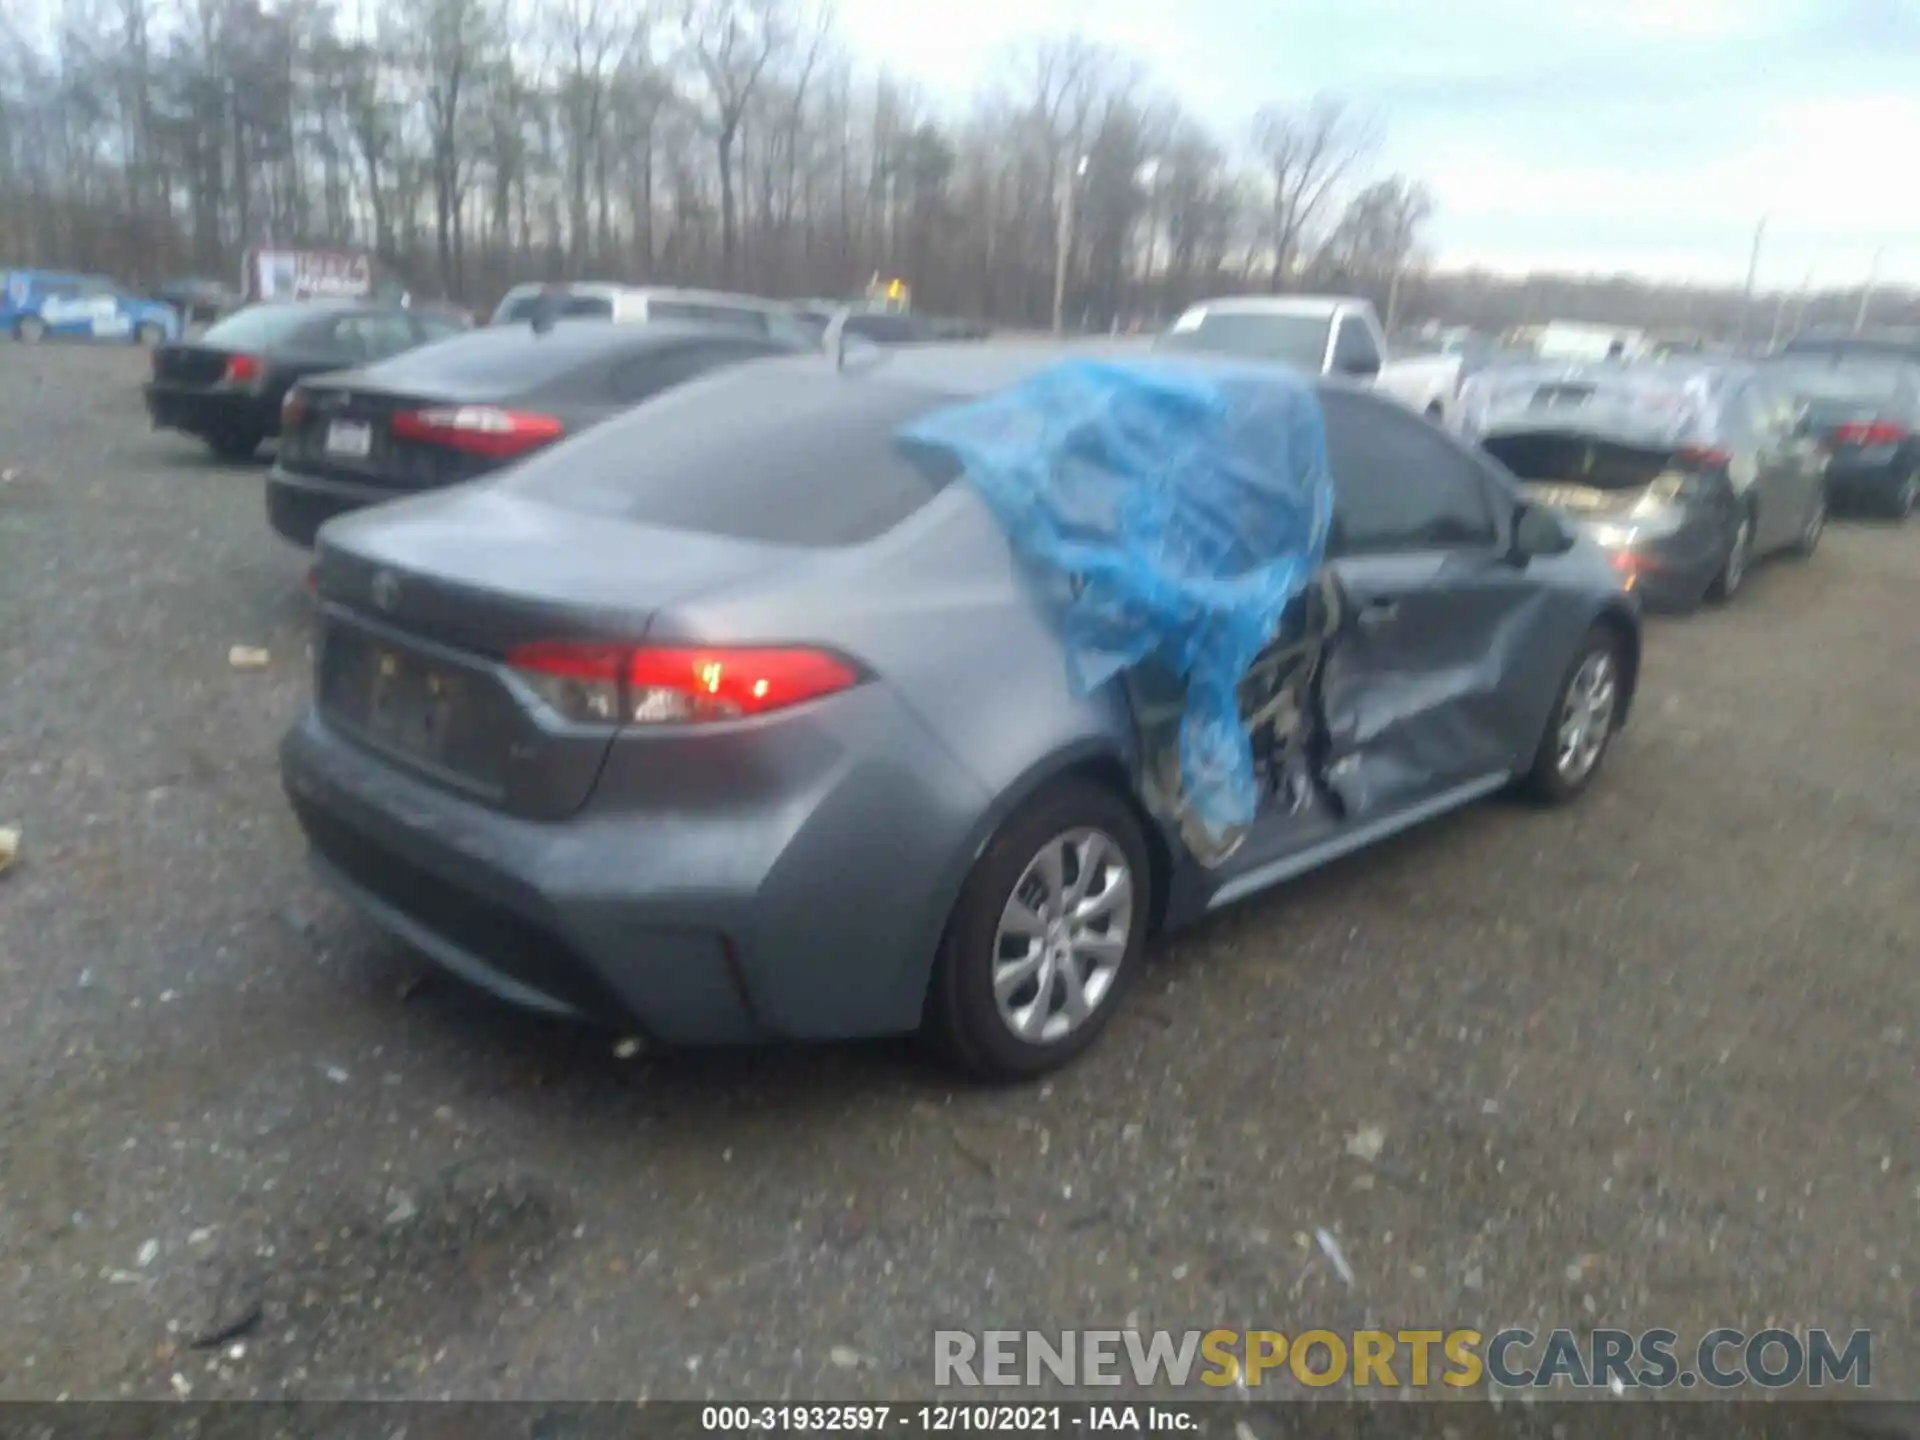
<box><xmin>3</xmin><ymin>0</ymin><xmax>1910</xmax><ymax>335</ymax></box>
<box><xmin>0</xmin><ymin>0</ymin><xmax>1442</xmax><ymax>327</ymax></box>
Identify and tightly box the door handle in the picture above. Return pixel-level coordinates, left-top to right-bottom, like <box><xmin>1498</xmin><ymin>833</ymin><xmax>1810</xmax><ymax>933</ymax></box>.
<box><xmin>1355</xmin><ymin>597</ymin><xmax>1400</xmax><ymax>631</ymax></box>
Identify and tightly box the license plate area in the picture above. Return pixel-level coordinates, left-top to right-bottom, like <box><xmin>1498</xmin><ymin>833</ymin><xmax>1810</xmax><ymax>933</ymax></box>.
<box><xmin>366</xmin><ymin>648</ymin><xmax>458</xmax><ymax>762</ymax></box>
<box><xmin>326</xmin><ymin>419</ymin><xmax>373</xmax><ymax>458</ymax></box>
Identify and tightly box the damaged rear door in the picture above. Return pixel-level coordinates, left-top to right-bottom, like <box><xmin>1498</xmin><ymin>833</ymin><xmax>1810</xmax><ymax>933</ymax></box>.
<box><xmin>1309</xmin><ymin>389</ymin><xmax>1548</xmax><ymax>817</ymax></box>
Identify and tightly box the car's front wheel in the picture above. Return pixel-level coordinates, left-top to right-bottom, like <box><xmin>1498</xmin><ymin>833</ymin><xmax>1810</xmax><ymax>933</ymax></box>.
<box><xmin>1521</xmin><ymin>626</ymin><xmax>1623</xmax><ymax>803</ymax></box>
<box><xmin>15</xmin><ymin>316</ymin><xmax>46</xmax><ymax>344</ymax></box>
<box><xmin>926</xmin><ymin>779</ymin><xmax>1150</xmax><ymax>1080</ymax></box>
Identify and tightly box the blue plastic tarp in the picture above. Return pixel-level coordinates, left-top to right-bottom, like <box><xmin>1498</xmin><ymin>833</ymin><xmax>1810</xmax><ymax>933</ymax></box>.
<box><xmin>898</xmin><ymin>357</ymin><xmax>1334</xmax><ymax>840</ymax></box>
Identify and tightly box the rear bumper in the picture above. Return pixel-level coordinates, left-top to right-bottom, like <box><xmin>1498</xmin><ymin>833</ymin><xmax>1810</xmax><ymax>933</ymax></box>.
<box><xmin>267</xmin><ymin>465</ymin><xmax>400</xmax><ymax>548</ymax></box>
<box><xmin>279</xmin><ymin>690</ymin><xmax>992</xmax><ymax>1045</ymax></box>
<box><xmin>1573</xmin><ymin>520</ymin><xmax>1720</xmax><ymax>613</ymax></box>
<box><xmin>144</xmin><ymin>383</ymin><xmax>275</xmax><ymax>439</ymax></box>
<box><xmin>1825</xmin><ymin>457</ymin><xmax>1910</xmax><ymax>511</ymax></box>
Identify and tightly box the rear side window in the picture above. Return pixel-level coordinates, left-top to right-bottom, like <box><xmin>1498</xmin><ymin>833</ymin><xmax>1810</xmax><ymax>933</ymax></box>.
<box><xmin>1323</xmin><ymin>390</ymin><xmax>1500</xmax><ymax>554</ymax></box>
<box><xmin>500</xmin><ymin>369</ymin><xmax>962</xmax><ymax>546</ymax></box>
<box><xmin>1331</xmin><ymin>318</ymin><xmax>1382</xmax><ymax>373</ymax></box>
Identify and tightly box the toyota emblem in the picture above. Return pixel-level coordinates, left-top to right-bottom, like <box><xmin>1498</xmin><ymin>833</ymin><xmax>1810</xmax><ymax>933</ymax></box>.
<box><xmin>371</xmin><ymin>569</ymin><xmax>401</xmax><ymax>613</ymax></box>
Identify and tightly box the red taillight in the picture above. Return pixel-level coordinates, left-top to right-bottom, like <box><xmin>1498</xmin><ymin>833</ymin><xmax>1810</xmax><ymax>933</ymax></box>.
<box><xmin>223</xmin><ymin>353</ymin><xmax>262</xmax><ymax>384</ymax></box>
<box><xmin>1676</xmin><ymin>444</ymin><xmax>1732</xmax><ymax>469</ymax></box>
<box><xmin>506</xmin><ymin>643</ymin><xmax>860</xmax><ymax>726</ymax></box>
<box><xmin>628</xmin><ymin>647</ymin><xmax>861</xmax><ymax>722</ymax></box>
<box><xmin>391</xmin><ymin>405</ymin><xmax>565</xmax><ymax>459</ymax></box>
<box><xmin>1833</xmin><ymin>420</ymin><xmax>1907</xmax><ymax>446</ymax></box>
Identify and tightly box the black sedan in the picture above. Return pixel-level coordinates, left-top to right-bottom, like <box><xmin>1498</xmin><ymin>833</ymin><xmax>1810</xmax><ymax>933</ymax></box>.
<box><xmin>144</xmin><ymin>301</ymin><xmax>462</xmax><ymax>460</ymax></box>
<box><xmin>1764</xmin><ymin>353</ymin><xmax>1918</xmax><ymax>519</ymax></box>
<box><xmin>266</xmin><ymin>319</ymin><xmax>804</xmax><ymax>548</ymax></box>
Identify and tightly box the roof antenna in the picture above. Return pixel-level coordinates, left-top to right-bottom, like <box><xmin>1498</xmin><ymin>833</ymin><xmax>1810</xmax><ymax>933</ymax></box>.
<box><xmin>823</xmin><ymin>306</ymin><xmax>852</xmax><ymax>372</ymax></box>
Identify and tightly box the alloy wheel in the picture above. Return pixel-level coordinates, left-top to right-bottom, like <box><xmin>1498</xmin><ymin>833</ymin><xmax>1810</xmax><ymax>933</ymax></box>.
<box><xmin>1555</xmin><ymin>650</ymin><xmax>1617</xmax><ymax>785</ymax></box>
<box><xmin>991</xmin><ymin>828</ymin><xmax>1134</xmax><ymax>1046</ymax></box>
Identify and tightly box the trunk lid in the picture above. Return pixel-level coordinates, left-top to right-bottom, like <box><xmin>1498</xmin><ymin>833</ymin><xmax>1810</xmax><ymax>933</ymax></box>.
<box><xmin>312</xmin><ymin>489</ymin><xmax>800</xmax><ymax>817</ymax></box>
<box><xmin>151</xmin><ymin>341</ymin><xmax>239</xmax><ymax>388</ymax></box>
<box><xmin>280</xmin><ymin>375</ymin><xmax>535</xmax><ymax>493</ymax></box>
<box><xmin>1803</xmin><ymin>396</ymin><xmax>1899</xmax><ymax>450</ymax></box>
<box><xmin>1483</xmin><ymin>429</ymin><xmax>1686</xmax><ymax>514</ymax></box>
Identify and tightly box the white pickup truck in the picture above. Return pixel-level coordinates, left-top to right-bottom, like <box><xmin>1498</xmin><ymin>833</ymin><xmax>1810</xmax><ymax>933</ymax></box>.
<box><xmin>1158</xmin><ymin>296</ymin><xmax>1464</xmax><ymax>423</ymax></box>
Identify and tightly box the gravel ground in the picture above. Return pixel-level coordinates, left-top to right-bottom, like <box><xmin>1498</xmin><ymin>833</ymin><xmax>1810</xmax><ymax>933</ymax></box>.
<box><xmin>0</xmin><ymin>342</ymin><xmax>1914</xmax><ymax>1404</ymax></box>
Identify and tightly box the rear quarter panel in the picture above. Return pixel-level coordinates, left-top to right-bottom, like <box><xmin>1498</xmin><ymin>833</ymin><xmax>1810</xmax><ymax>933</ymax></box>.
<box><xmin>643</xmin><ymin>484</ymin><xmax>1139</xmax><ymax>1023</ymax></box>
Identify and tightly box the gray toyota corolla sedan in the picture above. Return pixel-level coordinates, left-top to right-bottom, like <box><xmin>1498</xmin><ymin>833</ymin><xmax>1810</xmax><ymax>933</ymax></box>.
<box><xmin>282</xmin><ymin>345</ymin><xmax>1641</xmax><ymax>1079</ymax></box>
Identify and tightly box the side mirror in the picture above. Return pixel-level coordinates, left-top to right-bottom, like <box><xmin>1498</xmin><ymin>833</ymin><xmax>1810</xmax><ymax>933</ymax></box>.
<box><xmin>1510</xmin><ymin>502</ymin><xmax>1572</xmax><ymax>563</ymax></box>
<box><xmin>1337</xmin><ymin>354</ymin><xmax>1382</xmax><ymax>380</ymax></box>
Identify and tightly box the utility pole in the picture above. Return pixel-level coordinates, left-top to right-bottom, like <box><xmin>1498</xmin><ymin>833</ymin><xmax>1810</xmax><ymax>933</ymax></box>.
<box><xmin>1854</xmin><ymin>247</ymin><xmax>1885</xmax><ymax>334</ymax></box>
<box><xmin>1052</xmin><ymin>153</ymin><xmax>1088</xmax><ymax>336</ymax></box>
<box><xmin>1768</xmin><ymin>267</ymin><xmax>1814</xmax><ymax>351</ymax></box>
<box><xmin>1733</xmin><ymin>214</ymin><xmax>1766</xmax><ymax>356</ymax></box>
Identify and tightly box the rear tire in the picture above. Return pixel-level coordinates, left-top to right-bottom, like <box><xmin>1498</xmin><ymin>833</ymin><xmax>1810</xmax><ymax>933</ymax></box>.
<box><xmin>1520</xmin><ymin>625</ymin><xmax>1623</xmax><ymax>804</ymax></box>
<box><xmin>206</xmin><ymin>430</ymin><xmax>261</xmax><ymax>461</ymax></box>
<box><xmin>1705</xmin><ymin>507</ymin><xmax>1752</xmax><ymax>603</ymax></box>
<box><xmin>924</xmin><ymin>779</ymin><xmax>1151</xmax><ymax>1081</ymax></box>
<box><xmin>15</xmin><ymin>316</ymin><xmax>46</xmax><ymax>344</ymax></box>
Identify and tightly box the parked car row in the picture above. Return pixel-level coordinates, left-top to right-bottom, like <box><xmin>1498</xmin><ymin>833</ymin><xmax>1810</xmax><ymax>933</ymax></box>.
<box><xmin>119</xmin><ymin>285</ymin><xmax>1915</xmax><ymax>1080</ymax></box>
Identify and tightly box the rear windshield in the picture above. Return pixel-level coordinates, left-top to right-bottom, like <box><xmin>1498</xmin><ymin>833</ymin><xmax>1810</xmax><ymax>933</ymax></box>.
<box><xmin>1157</xmin><ymin>312</ymin><xmax>1330</xmax><ymax>371</ymax></box>
<box><xmin>499</xmin><ymin>368</ymin><xmax>961</xmax><ymax>546</ymax></box>
<box><xmin>361</xmin><ymin>323</ymin><xmax>612</xmax><ymax>390</ymax></box>
<box><xmin>201</xmin><ymin>305</ymin><xmax>326</xmax><ymax>347</ymax></box>
<box><xmin>493</xmin><ymin>291</ymin><xmax>615</xmax><ymax>324</ymax></box>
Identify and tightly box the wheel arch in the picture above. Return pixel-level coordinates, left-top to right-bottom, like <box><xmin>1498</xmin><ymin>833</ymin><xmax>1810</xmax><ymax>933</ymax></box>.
<box><xmin>915</xmin><ymin>739</ymin><xmax>1177</xmax><ymax>1020</ymax></box>
<box><xmin>1593</xmin><ymin>601</ymin><xmax>1641</xmax><ymax>727</ymax></box>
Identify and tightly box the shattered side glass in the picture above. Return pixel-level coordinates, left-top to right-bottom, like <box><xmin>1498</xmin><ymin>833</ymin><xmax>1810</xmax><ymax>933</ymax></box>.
<box><xmin>898</xmin><ymin>357</ymin><xmax>1335</xmax><ymax>853</ymax></box>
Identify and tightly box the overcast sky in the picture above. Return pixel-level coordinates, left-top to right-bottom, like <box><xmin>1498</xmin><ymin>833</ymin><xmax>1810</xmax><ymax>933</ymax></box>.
<box><xmin>832</xmin><ymin>0</ymin><xmax>1920</xmax><ymax>289</ymax></box>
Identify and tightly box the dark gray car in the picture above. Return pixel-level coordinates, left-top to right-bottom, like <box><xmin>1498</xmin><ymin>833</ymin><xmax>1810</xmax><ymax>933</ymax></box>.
<box><xmin>267</xmin><ymin>320</ymin><xmax>803</xmax><ymax>547</ymax></box>
<box><xmin>281</xmin><ymin>346</ymin><xmax>1641</xmax><ymax>1079</ymax></box>
<box><xmin>1463</xmin><ymin>362</ymin><xmax>1827</xmax><ymax>610</ymax></box>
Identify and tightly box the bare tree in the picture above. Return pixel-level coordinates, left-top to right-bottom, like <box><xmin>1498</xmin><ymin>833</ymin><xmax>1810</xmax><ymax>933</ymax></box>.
<box><xmin>1251</xmin><ymin>94</ymin><xmax>1377</xmax><ymax>293</ymax></box>
<box><xmin>678</xmin><ymin>0</ymin><xmax>796</xmax><ymax>283</ymax></box>
<box><xmin>5</xmin><ymin>1</ymin><xmax>1910</xmax><ymax>339</ymax></box>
